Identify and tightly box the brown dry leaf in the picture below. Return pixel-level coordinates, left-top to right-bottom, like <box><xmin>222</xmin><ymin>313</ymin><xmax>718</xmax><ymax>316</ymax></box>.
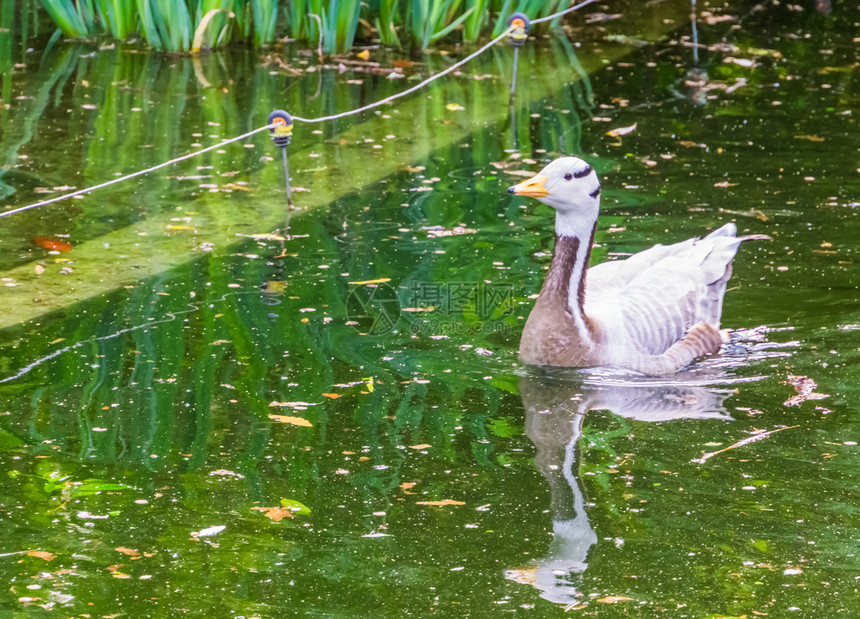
<box><xmin>503</xmin><ymin>169</ymin><xmax>538</xmax><ymax>178</ymax></box>
<box><xmin>423</xmin><ymin>226</ymin><xmax>477</xmax><ymax>238</ymax></box>
<box><xmin>26</xmin><ymin>550</ymin><xmax>55</xmax><ymax>561</ymax></box>
<box><xmin>597</xmin><ymin>596</ymin><xmax>634</xmax><ymax>604</ymax></box>
<box><xmin>400</xmin><ymin>482</ymin><xmax>416</xmax><ymax>494</ymax></box>
<box><xmin>322</xmin><ymin>393</ymin><xmax>341</xmax><ymax>399</ymax></box>
<box><xmin>114</xmin><ymin>547</ymin><xmax>140</xmax><ymax>557</ymax></box>
<box><xmin>606</xmin><ymin>123</ymin><xmax>637</xmax><ymax>137</ymax></box>
<box><xmin>238</xmin><ymin>233</ymin><xmax>287</xmax><ymax>241</ymax></box>
<box><xmin>702</xmin><ymin>12</ymin><xmax>735</xmax><ymax>25</ymax></box>
<box><xmin>784</xmin><ymin>374</ymin><xmax>829</xmax><ymax>407</ymax></box>
<box><xmin>268</xmin><ymin>414</ymin><xmax>313</xmax><ymax>427</ymax></box>
<box><xmin>409</xmin><ymin>444</ymin><xmax>432</xmax><ymax>450</ymax></box>
<box><xmin>416</xmin><ymin>499</ymin><xmax>465</xmax><ymax>506</ymax></box>
<box><xmin>251</xmin><ymin>506</ymin><xmax>295</xmax><ymax>521</ymax></box>
<box><xmin>269</xmin><ymin>401</ymin><xmax>317</xmax><ymax>409</ymax></box>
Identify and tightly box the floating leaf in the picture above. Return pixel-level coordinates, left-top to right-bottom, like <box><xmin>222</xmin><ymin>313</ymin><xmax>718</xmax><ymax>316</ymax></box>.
<box><xmin>596</xmin><ymin>596</ymin><xmax>634</xmax><ymax>604</ymax></box>
<box><xmin>115</xmin><ymin>547</ymin><xmax>140</xmax><ymax>557</ymax></box>
<box><xmin>269</xmin><ymin>401</ymin><xmax>318</xmax><ymax>409</ymax></box>
<box><xmin>445</xmin><ymin>103</ymin><xmax>465</xmax><ymax>111</ymax></box>
<box><xmin>280</xmin><ymin>498</ymin><xmax>312</xmax><ymax>515</ymax></box>
<box><xmin>27</xmin><ymin>550</ymin><xmax>55</xmax><ymax>561</ymax></box>
<box><xmin>32</xmin><ymin>237</ymin><xmax>72</xmax><ymax>252</ymax></box>
<box><xmin>251</xmin><ymin>506</ymin><xmax>295</xmax><ymax>521</ymax></box>
<box><xmin>238</xmin><ymin>233</ymin><xmax>288</xmax><ymax>241</ymax></box>
<box><xmin>416</xmin><ymin>499</ymin><xmax>465</xmax><ymax>506</ymax></box>
<box><xmin>348</xmin><ymin>278</ymin><xmax>391</xmax><ymax>285</ymax></box>
<box><xmin>784</xmin><ymin>374</ymin><xmax>828</xmax><ymax>406</ymax></box>
<box><xmin>220</xmin><ymin>183</ymin><xmax>252</xmax><ymax>192</ymax></box>
<box><xmin>268</xmin><ymin>414</ymin><xmax>313</xmax><ymax>427</ymax></box>
<box><xmin>606</xmin><ymin>123</ymin><xmax>637</xmax><ymax>137</ymax></box>
<box><xmin>321</xmin><ymin>393</ymin><xmax>341</xmax><ymax>399</ymax></box>
<box><xmin>192</xmin><ymin>525</ymin><xmax>226</xmax><ymax>538</ymax></box>
<box><xmin>409</xmin><ymin>444</ymin><xmax>432</xmax><ymax>450</ymax></box>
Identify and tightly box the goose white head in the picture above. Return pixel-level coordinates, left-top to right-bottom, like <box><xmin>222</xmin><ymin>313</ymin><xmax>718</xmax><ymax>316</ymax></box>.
<box><xmin>508</xmin><ymin>157</ymin><xmax>601</xmax><ymax>239</ymax></box>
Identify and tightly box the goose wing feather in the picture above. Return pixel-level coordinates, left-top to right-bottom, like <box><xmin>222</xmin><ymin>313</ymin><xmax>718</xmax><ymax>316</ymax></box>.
<box><xmin>584</xmin><ymin>223</ymin><xmax>748</xmax><ymax>358</ymax></box>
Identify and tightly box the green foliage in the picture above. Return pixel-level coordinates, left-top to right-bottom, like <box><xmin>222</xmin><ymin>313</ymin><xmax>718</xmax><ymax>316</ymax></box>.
<box><xmin>310</xmin><ymin>0</ymin><xmax>362</xmax><ymax>55</ymax></box>
<box><xmin>37</xmin><ymin>0</ymin><xmax>558</xmax><ymax>54</ymax></box>
<box><xmin>39</xmin><ymin>0</ymin><xmax>97</xmax><ymax>38</ymax></box>
<box><xmin>408</xmin><ymin>0</ymin><xmax>474</xmax><ymax>50</ymax></box>
<box><xmin>94</xmin><ymin>0</ymin><xmax>136</xmax><ymax>39</ymax></box>
<box><xmin>280</xmin><ymin>497</ymin><xmax>312</xmax><ymax>515</ymax></box>
<box><xmin>251</xmin><ymin>0</ymin><xmax>279</xmax><ymax>46</ymax></box>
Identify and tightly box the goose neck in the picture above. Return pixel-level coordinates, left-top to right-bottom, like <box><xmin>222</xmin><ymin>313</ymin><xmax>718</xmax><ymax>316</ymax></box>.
<box><xmin>542</xmin><ymin>226</ymin><xmax>595</xmax><ymax>327</ymax></box>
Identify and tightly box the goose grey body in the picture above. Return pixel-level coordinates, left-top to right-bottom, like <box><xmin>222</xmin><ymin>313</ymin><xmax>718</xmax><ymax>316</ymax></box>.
<box><xmin>509</xmin><ymin>157</ymin><xmax>767</xmax><ymax>375</ymax></box>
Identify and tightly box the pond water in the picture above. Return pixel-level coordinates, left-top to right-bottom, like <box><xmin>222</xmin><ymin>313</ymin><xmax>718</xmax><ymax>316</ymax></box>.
<box><xmin>0</xmin><ymin>0</ymin><xmax>858</xmax><ymax>616</ymax></box>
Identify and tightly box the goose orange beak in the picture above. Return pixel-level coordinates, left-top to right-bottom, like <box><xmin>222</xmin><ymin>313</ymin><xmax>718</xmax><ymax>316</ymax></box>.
<box><xmin>508</xmin><ymin>174</ymin><xmax>549</xmax><ymax>198</ymax></box>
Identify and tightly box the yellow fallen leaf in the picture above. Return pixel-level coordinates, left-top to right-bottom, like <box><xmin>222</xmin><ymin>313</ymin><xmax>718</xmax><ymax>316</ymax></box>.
<box><xmin>265</xmin><ymin>280</ymin><xmax>287</xmax><ymax>293</ymax></box>
<box><xmin>348</xmin><ymin>278</ymin><xmax>391</xmax><ymax>285</ymax></box>
<box><xmin>322</xmin><ymin>393</ymin><xmax>341</xmax><ymax>399</ymax></box>
<box><xmin>409</xmin><ymin>444</ymin><xmax>432</xmax><ymax>450</ymax></box>
<box><xmin>356</xmin><ymin>49</ymin><xmax>370</xmax><ymax>60</ymax></box>
<box><xmin>445</xmin><ymin>103</ymin><xmax>465</xmax><ymax>111</ymax></box>
<box><xmin>795</xmin><ymin>134</ymin><xmax>825</xmax><ymax>142</ymax></box>
<box><xmin>114</xmin><ymin>547</ymin><xmax>140</xmax><ymax>557</ymax></box>
<box><xmin>597</xmin><ymin>596</ymin><xmax>634</xmax><ymax>603</ymax></box>
<box><xmin>416</xmin><ymin>499</ymin><xmax>465</xmax><ymax>506</ymax></box>
<box><xmin>238</xmin><ymin>233</ymin><xmax>287</xmax><ymax>241</ymax></box>
<box><xmin>221</xmin><ymin>182</ymin><xmax>252</xmax><ymax>191</ymax></box>
<box><xmin>606</xmin><ymin>122</ymin><xmax>637</xmax><ymax>137</ymax></box>
<box><xmin>268</xmin><ymin>414</ymin><xmax>313</xmax><ymax>427</ymax></box>
<box><xmin>165</xmin><ymin>224</ymin><xmax>195</xmax><ymax>231</ymax></box>
<box><xmin>26</xmin><ymin>550</ymin><xmax>55</xmax><ymax>561</ymax></box>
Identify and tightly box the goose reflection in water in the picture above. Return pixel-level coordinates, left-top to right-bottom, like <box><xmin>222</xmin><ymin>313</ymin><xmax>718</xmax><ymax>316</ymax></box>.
<box><xmin>505</xmin><ymin>372</ymin><xmax>733</xmax><ymax>606</ymax></box>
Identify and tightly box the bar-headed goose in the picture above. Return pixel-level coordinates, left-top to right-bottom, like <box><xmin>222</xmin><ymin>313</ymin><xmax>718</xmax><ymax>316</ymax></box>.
<box><xmin>509</xmin><ymin>157</ymin><xmax>767</xmax><ymax>375</ymax></box>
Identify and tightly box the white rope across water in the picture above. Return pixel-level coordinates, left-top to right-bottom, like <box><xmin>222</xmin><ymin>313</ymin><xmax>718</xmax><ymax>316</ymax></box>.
<box><xmin>0</xmin><ymin>0</ymin><xmax>601</xmax><ymax>220</ymax></box>
<box><xmin>292</xmin><ymin>28</ymin><xmax>512</xmax><ymax>124</ymax></box>
<box><xmin>0</xmin><ymin>124</ymin><xmax>275</xmax><ymax>220</ymax></box>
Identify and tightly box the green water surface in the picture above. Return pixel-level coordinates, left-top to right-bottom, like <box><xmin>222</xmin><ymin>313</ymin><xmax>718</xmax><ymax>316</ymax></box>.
<box><xmin>0</xmin><ymin>1</ymin><xmax>858</xmax><ymax>616</ymax></box>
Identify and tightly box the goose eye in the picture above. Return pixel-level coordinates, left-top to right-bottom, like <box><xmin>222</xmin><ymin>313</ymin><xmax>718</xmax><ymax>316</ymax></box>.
<box><xmin>563</xmin><ymin>173</ymin><xmax>573</xmax><ymax>181</ymax></box>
